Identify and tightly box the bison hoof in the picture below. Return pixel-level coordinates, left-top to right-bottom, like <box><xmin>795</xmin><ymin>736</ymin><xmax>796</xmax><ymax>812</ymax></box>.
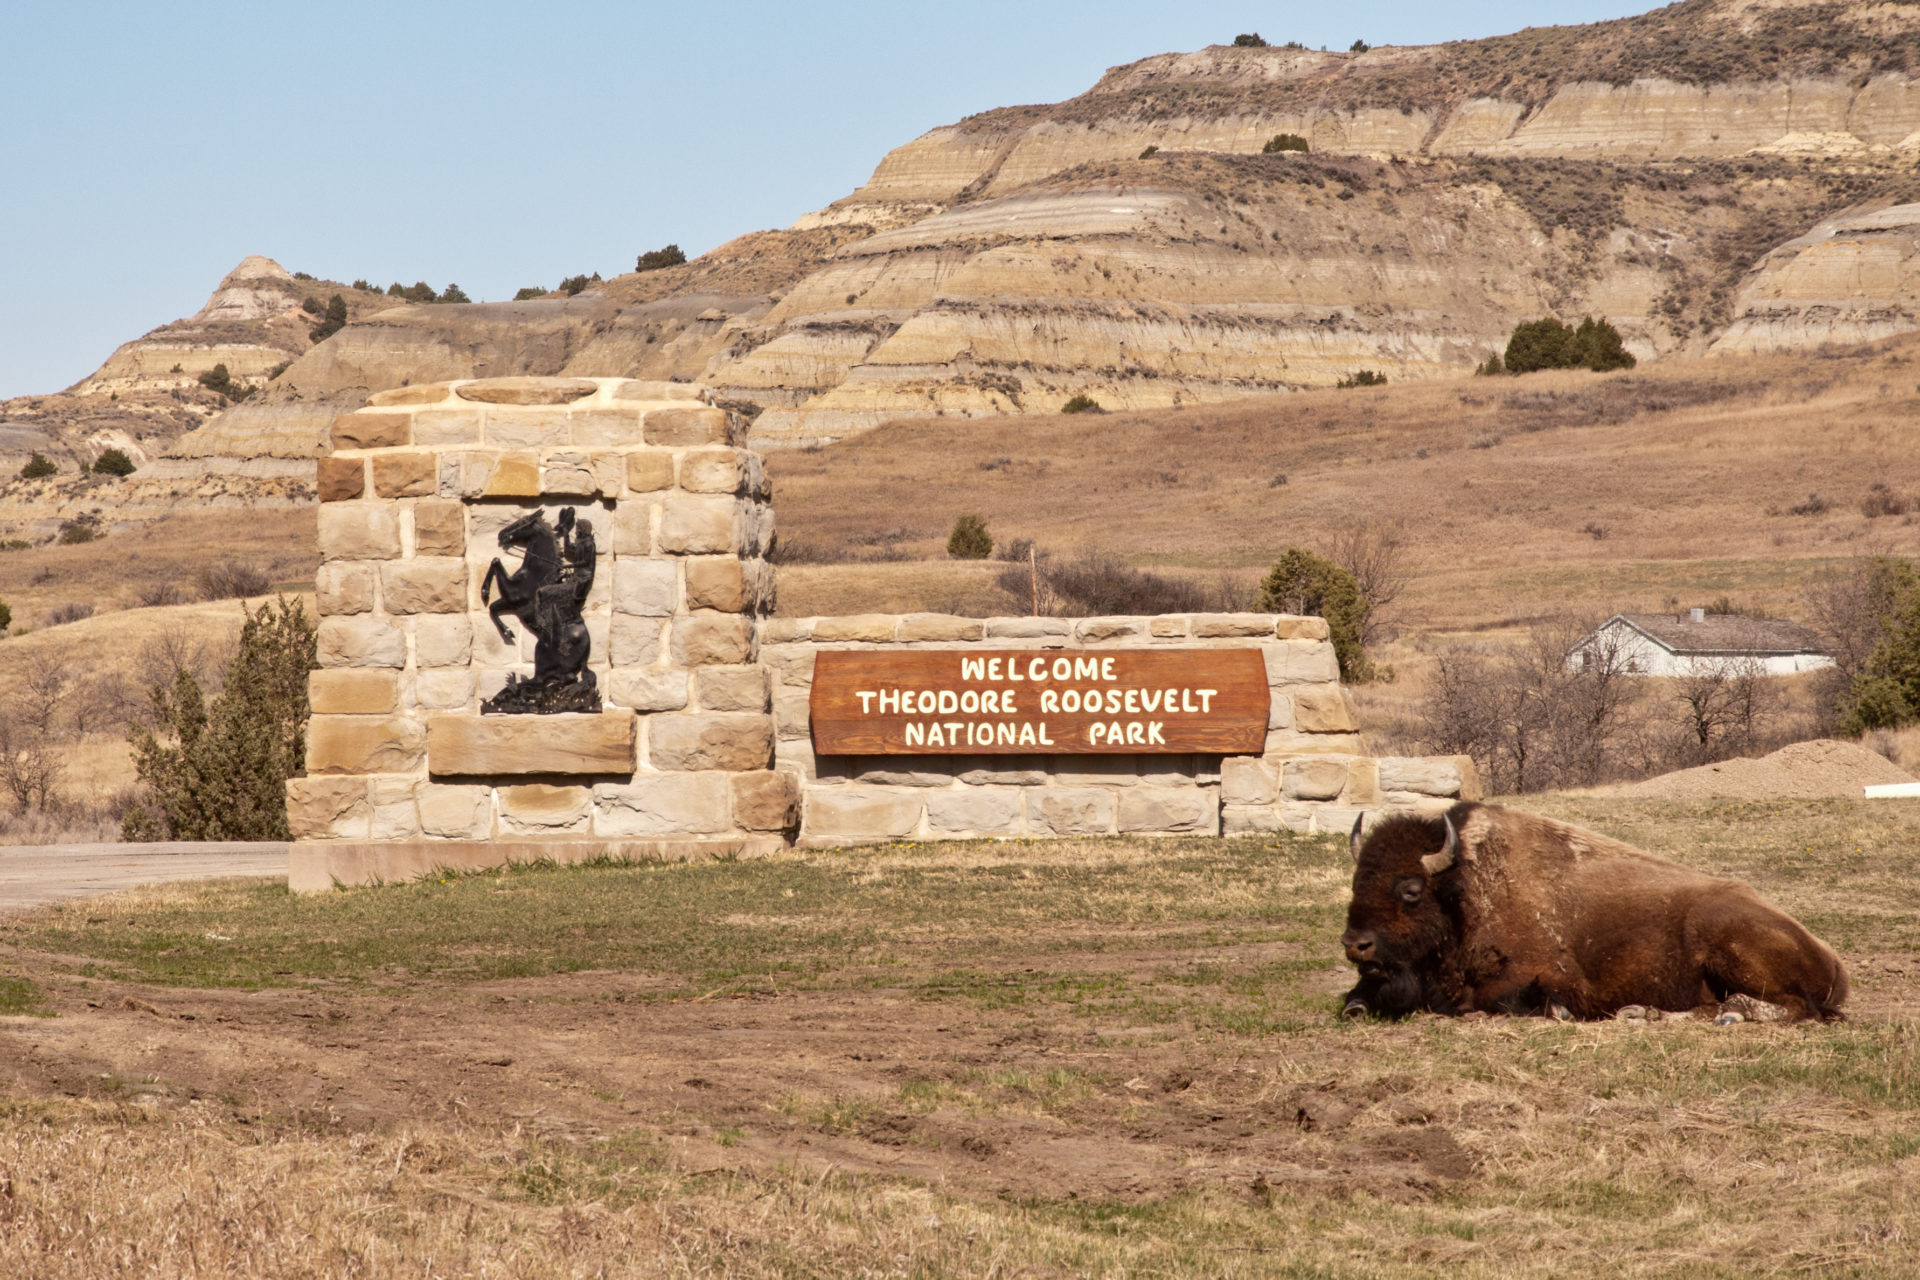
<box><xmin>1614</xmin><ymin>1004</ymin><xmax>1649</xmax><ymax>1022</ymax></box>
<box><xmin>1340</xmin><ymin>999</ymin><xmax>1369</xmax><ymax>1020</ymax></box>
<box><xmin>1549</xmin><ymin>1003</ymin><xmax>1574</xmax><ymax>1022</ymax></box>
<box><xmin>1714</xmin><ymin>1011</ymin><xmax>1745</xmax><ymax>1026</ymax></box>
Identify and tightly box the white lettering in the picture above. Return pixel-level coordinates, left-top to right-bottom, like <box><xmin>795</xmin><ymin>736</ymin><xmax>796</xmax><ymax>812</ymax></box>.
<box><xmin>1088</xmin><ymin>722</ymin><xmax>1106</xmax><ymax>745</ymax></box>
<box><xmin>1062</xmin><ymin>690</ymin><xmax>1080</xmax><ymax>713</ymax></box>
<box><xmin>906</xmin><ymin>722</ymin><xmax>925</xmax><ymax>745</ymax></box>
<box><xmin>961</xmin><ymin>657</ymin><xmax>987</xmax><ymax>681</ymax></box>
<box><xmin>987</xmin><ymin>657</ymin><xmax>1003</xmax><ymax>680</ymax></box>
<box><xmin>983</xmin><ymin>690</ymin><xmax>1001</xmax><ymax>713</ymax></box>
<box><xmin>857</xmin><ymin>690</ymin><xmax>875</xmax><ymax>713</ymax></box>
<box><xmin>1107</xmin><ymin>690</ymin><xmax>1124</xmax><ymax>714</ymax></box>
<box><xmin>945</xmin><ymin>720</ymin><xmax>964</xmax><ymax>743</ymax></box>
<box><xmin>1009</xmin><ymin>658</ymin><xmax>1024</xmax><ymax>682</ymax></box>
<box><xmin>1039</xmin><ymin>722</ymin><xmax>1054</xmax><ymax>745</ymax></box>
<box><xmin>880</xmin><ymin>689</ymin><xmax>902</xmax><ymax>714</ymax></box>
<box><xmin>1107</xmin><ymin>720</ymin><xmax>1124</xmax><ymax>742</ymax></box>
<box><xmin>1164</xmin><ymin>686</ymin><xmax>1177</xmax><ymax>711</ymax></box>
<box><xmin>1028</xmin><ymin>657</ymin><xmax>1048</xmax><ymax>682</ymax></box>
<box><xmin>1124</xmin><ymin>689</ymin><xmax>1139</xmax><ymax>714</ymax></box>
<box><xmin>1127</xmin><ymin>721</ymin><xmax>1145</xmax><ymax>744</ymax></box>
<box><xmin>1002</xmin><ymin>690</ymin><xmax>1018</xmax><ymax>714</ymax></box>
<box><xmin>1019</xmin><ymin>722</ymin><xmax>1037</xmax><ymax>746</ymax></box>
<box><xmin>1198</xmin><ymin>689</ymin><xmax>1216</xmax><ymax>712</ymax></box>
<box><xmin>961</xmin><ymin>689</ymin><xmax>979</xmax><ymax>713</ymax></box>
<box><xmin>1101</xmin><ymin>657</ymin><xmax>1116</xmax><ymax>680</ymax></box>
<box><xmin>926</xmin><ymin>722</ymin><xmax>945</xmax><ymax>747</ymax></box>
<box><xmin>1040</xmin><ymin>690</ymin><xmax>1059</xmax><ymax>713</ymax></box>
<box><xmin>1182</xmin><ymin>689</ymin><xmax>1197</xmax><ymax>713</ymax></box>
<box><xmin>1052</xmin><ymin>657</ymin><xmax>1072</xmax><ymax>680</ymax></box>
<box><xmin>1141</xmin><ymin>688</ymin><xmax>1161</xmax><ymax>712</ymax></box>
<box><xmin>1148</xmin><ymin>721</ymin><xmax>1165</xmax><ymax>744</ymax></box>
<box><xmin>997</xmin><ymin>722</ymin><xmax>1015</xmax><ymax>745</ymax></box>
<box><xmin>917</xmin><ymin>690</ymin><xmax>937</xmax><ymax>715</ymax></box>
<box><xmin>937</xmin><ymin>689</ymin><xmax>957</xmax><ymax>714</ymax></box>
<box><xmin>1075</xmin><ymin>657</ymin><xmax>1100</xmax><ymax>680</ymax></box>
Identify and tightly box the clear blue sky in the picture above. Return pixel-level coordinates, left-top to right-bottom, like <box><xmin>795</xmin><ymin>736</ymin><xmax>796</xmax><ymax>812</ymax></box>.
<box><xmin>0</xmin><ymin>1</ymin><xmax>1654</xmax><ymax>399</ymax></box>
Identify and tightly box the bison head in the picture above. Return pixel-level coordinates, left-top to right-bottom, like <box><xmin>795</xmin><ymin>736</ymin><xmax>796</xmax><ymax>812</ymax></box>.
<box><xmin>1340</xmin><ymin>809</ymin><xmax>1468</xmax><ymax>1019</ymax></box>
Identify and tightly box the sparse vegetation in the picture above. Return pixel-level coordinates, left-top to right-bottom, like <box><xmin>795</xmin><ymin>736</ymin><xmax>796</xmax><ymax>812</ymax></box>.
<box><xmin>91</xmin><ymin>448</ymin><xmax>136</xmax><ymax>476</ymax></box>
<box><xmin>512</xmin><ymin>286</ymin><xmax>550</xmax><ymax>300</ymax></box>
<box><xmin>0</xmin><ymin>597</ymin><xmax>10</xmax><ymax>632</ymax></box>
<box><xmin>946</xmin><ymin>514</ymin><xmax>993</xmax><ymax>560</ymax></box>
<box><xmin>1335</xmin><ymin>369</ymin><xmax>1386</xmax><ymax>388</ymax></box>
<box><xmin>195</xmin><ymin>561</ymin><xmax>274</xmax><ymax>601</ymax></box>
<box><xmin>1231</xmin><ymin>33</ymin><xmax>1267</xmax><ymax>48</ymax></box>
<box><xmin>636</xmin><ymin>244</ymin><xmax>687</xmax><ymax>272</ymax></box>
<box><xmin>56</xmin><ymin>521</ymin><xmax>98</xmax><ymax>546</ymax></box>
<box><xmin>1349</xmin><ymin>40</ymin><xmax>1370</xmax><ymax>54</ymax></box>
<box><xmin>19</xmin><ymin>452</ymin><xmax>57</xmax><ymax>480</ymax></box>
<box><xmin>195</xmin><ymin>363</ymin><xmax>254</xmax><ymax>401</ymax></box>
<box><xmin>1262</xmin><ymin>133</ymin><xmax>1310</xmax><ymax>153</ymax></box>
<box><xmin>1503</xmin><ymin>316</ymin><xmax>1637</xmax><ymax>374</ymax></box>
<box><xmin>1137</xmin><ymin>145</ymin><xmax>1158</xmax><ymax>159</ymax></box>
<box><xmin>557</xmin><ymin>272</ymin><xmax>602</xmax><ymax>297</ymax></box>
<box><xmin>307</xmin><ymin>293</ymin><xmax>347</xmax><ymax>343</ymax></box>
<box><xmin>1255</xmin><ymin>548</ymin><xmax>1373</xmax><ymax>682</ymax></box>
<box><xmin>1060</xmin><ymin>394</ymin><xmax>1103</xmax><ymax>414</ymax></box>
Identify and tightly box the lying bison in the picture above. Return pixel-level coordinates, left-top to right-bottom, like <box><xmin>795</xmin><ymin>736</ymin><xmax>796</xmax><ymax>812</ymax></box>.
<box><xmin>1340</xmin><ymin>802</ymin><xmax>1848</xmax><ymax>1022</ymax></box>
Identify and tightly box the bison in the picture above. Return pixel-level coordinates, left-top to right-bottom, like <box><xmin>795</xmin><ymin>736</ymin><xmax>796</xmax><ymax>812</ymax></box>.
<box><xmin>1340</xmin><ymin>802</ymin><xmax>1848</xmax><ymax>1022</ymax></box>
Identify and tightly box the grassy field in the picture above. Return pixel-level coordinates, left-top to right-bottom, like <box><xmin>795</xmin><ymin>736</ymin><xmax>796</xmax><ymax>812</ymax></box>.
<box><xmin>1</xmin><ymin>795</ymin><xmax>1915</xmax><ymax>1276</ymax></box>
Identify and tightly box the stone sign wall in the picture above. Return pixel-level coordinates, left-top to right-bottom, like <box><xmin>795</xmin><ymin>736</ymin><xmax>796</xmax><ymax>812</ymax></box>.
<box><xmin>762</xmin><ymin>613</ymin><xmax>1476</xmax><ymax>847</ymax></box>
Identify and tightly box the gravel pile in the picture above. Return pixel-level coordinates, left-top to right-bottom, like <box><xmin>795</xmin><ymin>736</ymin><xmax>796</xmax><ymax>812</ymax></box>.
<box><xmin>1608</xmin><ymin>739</ymin><xmax>1915</xmax><ymax>801</ymax></box>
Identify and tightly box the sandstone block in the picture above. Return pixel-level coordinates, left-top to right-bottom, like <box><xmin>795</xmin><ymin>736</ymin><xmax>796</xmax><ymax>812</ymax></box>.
<box><xmin>427</xmin><ymin>712</ymin><xmax>636</xmax><ymax>776</ymax></box>
<box><xmin>673</xmin><ymin>613</ymin><xmax>753</xmax><ymax>666</ymax></box>
<box><xmin>309</xmin><ymin>669</ymin><xmax>399</xmax><ymax>715</ymax></box>
<box><xmin>331</xmin><ymin>410</ymin><xmax>410</xmax><ymax>451</ymax></box>
<box><xmin>415</xmin><ymin>668</ymin><xmax>475</xmax><ymax>711</ymax></box>
<box><xmin>1266</xmin><ymin>729</ymin><xmax>1365</xmax><ymax>755</ymax></box>
<box><xmin>730</xmin><ymin>770</ymin><xmax>799</xmax><ymax>833</ymax></box>
<box><xmin>1274</xmin><ymin>616</ymin><xmax>1331</xmax><ymax>641</ymax></box>
<box><xmin>1051</xmin><ymin>757</ymin><xmax>1139</xmax><ymax>787</ymax></box>
<box><xmin>1149</xmin><ymin>616</ymin><xmax>1191</xmax><ymax>637</ymax></box>
<box><xmin>452</xmin><ymin>452</ymin><xmax>495</xmax><ymax>498</ymax></box>
<box><xmin>1291</xmin><ymin>686</ymin><xmax>1355</xmax><ymax>733</ymax></box>
<box><xmin>625</xmin><ymin>451</ymin><xmax>675</xmax><ymax>492</ymax></box>
<box><xmin>847</xmin><ymin>761</ymin><xmax>954</xmax><ymax>787</ymax></box>
<box><xmin>1076</xmin><ymin>617</ymin><xmax>1145</xmax><ymax>642</ymax></box>
<box><xmin>684</xmin><ymin>557</ymin><xmax>745</xmax><ymax>612</ymax></box>
<box><xmin>1220</xmin><ymin>757</ymin><xmax>1278</xmax><ymax>806</ymax></box>
<box><xmin>680</xmin><ymin>447</ymin><xmax>750</xmax><ymax>494</ymax></box>
<box><xmin>697</xmin><ymin>665</ymin><xmax>768</xmax><ymax>712</ymax></box>
<box><xmin>984</xmin><ymin>617</ymin><xmax>1070</xmax><ymax>639</ymax></box>
<box><xmin>805</xmin><ymin>787</ymin><xmax>924</xmax><ymax>842</ymax></box>
<box><xmin>657</xmin><ymin>493</ymin><xmax>740</xmax><ymax>554</ymax></box>
<box><xmin>372</xmin><ymin>451</ymin><xmax>437</xmax><ymax>498</ymax></box>
<box><xmin>1312</xmin><ymin>807</ymin><xmax>1374</xmax><ymax>838</ymax></box>
<box><xmin>484</xmin><ymin>453</ymin><xmax>541</xmax><ymax>497</ymax></box>
<box><xmin>411</xmin><ymin>501</ymin><xmax>465</xmax><ymax>557</ymax></box>
<box><xmin>1223</xmin><ymin>804</ymin><xmax>1312</xmax><ymax>836</ymax></box>
<box><xmin>1267</xmin><ymin>691</ymin><xmax>1294</xmax><ymax>730</ymax></box>
<box><xmin>926</xmin><ymin>788</ymin><xmax>1024</xmax><ymax>835</ymax></box>
<box><xmin>899</xmin><ymin>613</ymin><xmax>984</xmax><ymax>642</ymax></box>
<box><xmin>610</xmin><ymin>615</ymin><xmax>664</xmax><ymax>667</ymax></box>
<box><xmin>590</xmin><ymin>452</ymin><xmax>624</xmax><ymax>497</ymax></box>
<box><xmin>414</xmin><ymin>615</ymin><xmax>473</xmax><ymax>668</ymax></box>
<box><xmin>1264</xmin><ymin>640</ymin><xmax>1340</xmax><ymax>685</ymax></box>
<box><xmin>612</xmin><ymin>559</ymin><xmax>677</xmax><ymax>616</ymax></box>
<box><xmin>286</xmin><ymin>776</ymin><xmax>371</xmax><ymax>841</ymax></box>
<box><xmin>318</xmin><ymin>504</ymin><xmax>401</xmax><ymax>562</ymax></box>
<box><xmin>315</xmin><ymin>562</ymin><xmax>375</xmax><ymax>616</ymax></box>
<box><xmin>317</xmin><ymin>457</ymin><xmax>364</xmax><ymax>502</ymax></box>
<box><xmin>644</xmin><ymin>406</ymin><xmax>730</xmax><ymax>446</ymax></box>
<box><xmin>306</xmin><ymin>715</ymin><xmax>427</xmax><ymax>775</ymax></box>
<box><xmin>1282</xmin><ymin>757</ymin><xmax>1350</xmax><ymax>801</ymax></box>
<box><xmin>368</xmin><ymin>777</ymin><xmax>422</xmax><ymax>841</ymax></box>
<box><xmin>763</xmin><ymin>646</ymin><xmax>815</xmax><ymax>684</ymax></box>
<box><xmin>418</xmin><ymin>784</ymin><xmax>493</xmax><ymax>839</ymax></box>
<box><xmin>410</xmin><ymin>409</ymin><xmax>483</xmax><ymax>447</ymax></box>
<box><xmin>611</xmin><ymin>380</ymin><xmax>705</xmax><ymax>402</ymax></box>
<box><xmin>1193</xmin><ymin>613</ymin><xmax>1276</xmax><ymax>638</ymax></box>
<box><xmin>774</xmin><ymin>690</ymin><xmax>812</xmax><ymax>740</ymax></box>
<box><xmin>1377</xmin><ymin>757</ymin><xmax>1466</xmax><ymax>798</ymax></box>
<box><xmin>954</xmin><ymin>757</ymin><xmax>1050</xmax><ymax>786</ymax></box>
<box><xmin>1452</xmin><ymin>755</ymin><xmax>1482</xmax><ymax>801</ymax></box>
<box><xmin>741</xmin><ymin>503</ymin><xmax>774</xmax><ymax>557</ymax></box>
<box><xmin>1344</xmin><ymin>757</ymin><xmax>1381</xmax><ymax>807</ymax></box>
<box><xmin>610</xmin><ymin>499</ymin><xmax>656</xmax><ymax>555</ymax></box>
<box><xmin>318</xmin><ymin>616</ymin><xmax>406</xmax><ymax>669</ymax></box>
<box><xmin>593</xmin><ymin>774</ymin><xmax>730</xmax><ymax>837</ymax></box>
<box><xmin>1118</xmin><ymin>787</ymin><xmax>1217</xmax><ymax>834</ymax></box>
<box><xmin>540</xmin><ymin>451</ymin><xmax>598</xmax><ymax>495</ymax></box>
<box><xmin>367</xmin><ymin>383</ymin><xmax>455</xmax><ymax>407</ymax></box>
<box><xmin>382</xmin><ymin>559</ymin><xmax>467</xmax><ymax>614</ymax></box>
<box><xmin>568</xmin><ymin>408</ymin><xmax>646</xmax><ymax>447</ymax></box>
<box><xmin>812</xmin><ymin>614</ymin><xmax>897</xmax><ymax>643</ymax></box>
<box><xmin>1026</xmin><ymin>788</ymin><xmax>1115</xmax><ymax>836</ymax></box>
<box><xmin>609</xmin><ymin>666</ymin><xmax>689</xmax><ymax>711</ymax></box>
<box><xmin>498</xmin><ymin>783</ymin><xmax>592</xmax><ymax>835</ymax></box>
<box><xmin>458</xmin><ymin>377</ymin><xmax>598</xmax><ymax>406</ymax></box>
<box><xmin>649</xmin><ymin>713</ymin><xmax>773</xmax><ymax>772</ymax></box>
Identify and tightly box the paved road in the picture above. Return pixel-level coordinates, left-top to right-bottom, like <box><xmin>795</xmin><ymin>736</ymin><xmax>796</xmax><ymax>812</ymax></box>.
<box><xmin>0</xmin><ymin>843</ymin><xmax>288</xmax><ymax>912</ymax></box>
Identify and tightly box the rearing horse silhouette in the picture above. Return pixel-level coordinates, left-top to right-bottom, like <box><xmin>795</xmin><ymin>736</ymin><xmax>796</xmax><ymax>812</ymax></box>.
<box><xmin>480</xmin><ymin>510</ymin><xmax>560</xmax><ymax>645</ymax></box>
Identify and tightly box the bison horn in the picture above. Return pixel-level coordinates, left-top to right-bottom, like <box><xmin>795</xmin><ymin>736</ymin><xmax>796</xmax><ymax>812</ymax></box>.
<box><xmin>1420</xmin><ymin>815</ymin><xmax>1459</xmax><ymax>876</ymax></box>
<box><xmin>1349</xmin><ymin>813</ymin><xmax>1366</xmax><ymax>860</ymax></box>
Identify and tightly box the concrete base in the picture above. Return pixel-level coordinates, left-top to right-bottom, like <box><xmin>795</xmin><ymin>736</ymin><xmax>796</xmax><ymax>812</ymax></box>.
<box><xmin>290</xmin><ymin>836</ymin><xmax>788</xmax><ymax>892</ymax></box>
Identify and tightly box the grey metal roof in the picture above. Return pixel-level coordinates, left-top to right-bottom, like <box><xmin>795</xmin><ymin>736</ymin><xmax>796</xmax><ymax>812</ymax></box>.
<box><xmin>1604</xmin><ymin>613</ymin><xmax>1831</xmax><ymax>657</ymax></box>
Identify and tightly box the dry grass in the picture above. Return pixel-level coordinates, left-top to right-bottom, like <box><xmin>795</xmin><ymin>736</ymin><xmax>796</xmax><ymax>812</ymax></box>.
<box><xmin>1</xmin><ymin>798</ymin><xmax>1916</xmax><ymax>1276</ymax></box>
<box><xmin>767</xmin><ymin>337</ymin><xmax>1920</xmax><ymax>630</ymax></box>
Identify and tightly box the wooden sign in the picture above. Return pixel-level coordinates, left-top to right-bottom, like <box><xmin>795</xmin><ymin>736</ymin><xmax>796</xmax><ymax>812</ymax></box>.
<box><xmin>810</xmin><ymin>649</ymin><xmax>1269</xmax><ymax>755</ymax></box>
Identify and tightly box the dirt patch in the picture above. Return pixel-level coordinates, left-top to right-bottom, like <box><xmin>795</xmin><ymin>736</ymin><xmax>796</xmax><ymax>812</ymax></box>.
<box><xmin>1604</xmin><ymin>738</ymin><xmax>1915</xmax><ymax>801</ymax></box>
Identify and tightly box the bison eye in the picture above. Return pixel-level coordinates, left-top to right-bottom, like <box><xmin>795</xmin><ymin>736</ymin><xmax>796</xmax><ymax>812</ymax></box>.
<box><xmin>1395</xmin><ymin>877</ymin><xmax>1424</xmax><ymax>905</ymax></box>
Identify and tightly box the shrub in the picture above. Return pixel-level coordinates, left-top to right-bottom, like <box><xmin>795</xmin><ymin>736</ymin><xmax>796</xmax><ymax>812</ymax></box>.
<box><xmin>513</xmin><ymin>286</ymin><xmax>550</xmax><ymax>300</ymax></box>
<box><xmin>1788</xmin><ymin>492</ymin><xmax>1832</xmax><ymax>517</ymax></box>
<box><xmin>1232</xmin><ymin>33</ymin><xmax>1267</xmax><ymax>47</ymax></box>
<box><xmin>125</xmin><ymin>597</ymin><xmax>316</xmax><ymax>841</ymax></box>
<box><xmin>1262</xmin><ymin>133</ymin><xmax>1310</xmax><ymax>153</ymax></box>
<box><xmin>1138</xmin><ymin>145</ymin><xmax>1159</xmax><ymax>159</ymax></box>
<box><xmin>197</xmin><ymin>363</ymin><xmax>235</xmax><ymax>395</ymax></box>
<box><xmin>1336</xmin><ymin>370</ymin><xmax>1386</xmax><ymax>388</ymax></box>
<box><xmin>397</xmin><ymin>281</ymin><xmax>437</xmax><ymax>303</ymax></box>
<box><xmin>44</xmin><ymin>601</ymin><xmax>93</xmax><ymax>625</ymax></box>
<box><xmin>1502</xmin><ymin>316</ymin><xmax>1636</xmax><ymax>374</ymax></box>
<box><xmin>1060</xmin><ymin>394</ymin><xmax>1104</xmax><ymax>414</ymax></box>
<box><xmin>1255</xmin><ymin>548</ymin><xmax>1374</xmax><ymax>681</ymax></box>
<box><xmin>19</xmin><ymin>452</ymin><xmax>56</xmax><ymax>480</ymax></box>
<box><xmin>1569</xmin><ymin>315</ymin><xmax>1636</xmax><ymax>371</ymax></box>
<box><xmin>267</xmin><ymin>361</ymin><xmax>290</xmax><ymax>380</ymax></box>
<box><xmin>308</xmin><ymin>293</ymin><xmax>347</xmax><ymax>343</ymax></box>
<box><xmin>56</xmin><ymin>521</ymin><xmax>97</xmax><ymax>545</ymax></box>
<box><xmin>138</xmin><ymin>582</ymin><xmax>186</xmax><ymax>607</ymax></box>
<box><xmin>558</xmin><ymin>273</ymin><xmax>601</xmax><ymax>296</ymax></box>
<box><xmin>0</xmin><ymin>598</ymin><xmax>9</xmax><ymax>632</ymax></box>
<box><xmin>636</xmin><ymin>245</ymin><xmax>687</xmax><ymax>272</ymax></box>
<box><xmin>947</xmin><ymin>514</ymin><xmax>993</xmax><ymax>560</ymax></box>
<box><xmin>1474</xmin><ymin>352</ymin><xmax>1505</xmax><ymax>376</ymax></box>
<box><xmin>293</xmin><ymin>271</ymin><xmax>314</xmax><ymax>281</ymax></box>
<box><xmin>300</xmin><ymin>296</ymin><xmax>323</xmax><ymax>316</ymax></box>
<box><xmin>439</xmin><ymin>282</ymin><xmax>471</xmax><ymax>304</ymax></box>
<box><xmin>197</xmin><ymin>561</ymin><xmax>274</xmax><ymax>600</ymax></box>
<box><xmin>351</xmin><ymin>279</ymin><xmax>371</xmax><ymax>291</ymax></box>
<box><xmin>1000</xmin><ymin>550</ymin><xmax>1217</xmax><ymax>616</ymax></box>
<box><xmin>1862</xmin><ymin>482</ymin><xmax>1910</xmax><ymax>518</ymax></box>
<box><xmin>92</xmin><ymin>448</ymin><xmax>135</xmax><ymax>476</ymax></box>
<box><xmin>1350</xmin><ymin>39</ymin><xmax>1371</xmax><ymax>53</ymax></box>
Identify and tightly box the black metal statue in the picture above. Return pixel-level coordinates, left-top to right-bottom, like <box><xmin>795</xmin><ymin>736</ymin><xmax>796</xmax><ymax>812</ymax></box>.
<box><xmin>480</xmin><ymin>508</ymin><xmax>601</xmax><ymax>714</ymax></box>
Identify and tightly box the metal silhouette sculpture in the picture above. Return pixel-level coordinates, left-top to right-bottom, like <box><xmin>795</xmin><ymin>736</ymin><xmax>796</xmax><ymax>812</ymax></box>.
<box><xmin>480</xmin><ymin>508</ymin><xmax>600</xmax><ymax>714</ymax></box>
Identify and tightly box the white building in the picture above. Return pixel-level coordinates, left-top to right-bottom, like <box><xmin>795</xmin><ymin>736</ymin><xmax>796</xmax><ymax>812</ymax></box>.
<box><xmin>1569</xmin><ymin>610</ymin><xmax>1834</xmax><ymax>678</ymax></box>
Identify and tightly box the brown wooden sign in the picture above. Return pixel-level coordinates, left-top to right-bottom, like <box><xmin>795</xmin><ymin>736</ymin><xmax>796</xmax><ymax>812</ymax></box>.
<box><xmin>810</xmin><ymin>649</ymin><xmax>1269</xmax><ymax>755</ymax></box>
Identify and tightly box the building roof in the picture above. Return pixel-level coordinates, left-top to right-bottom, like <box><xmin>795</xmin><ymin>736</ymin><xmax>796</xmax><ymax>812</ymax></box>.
<box><xmin>1602</xmin><ymin>613</ymin><xmax>1831</xmax><ymax>656</ymax></box>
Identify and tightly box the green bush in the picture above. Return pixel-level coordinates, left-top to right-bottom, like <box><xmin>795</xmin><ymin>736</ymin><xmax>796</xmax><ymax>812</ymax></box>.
<box><xmin>1232</xmin><ymin>33</ymin><xmax>1267</xmax><ymax>47</ymax></box>
<box><xmin>947</xmin><ymin>514</ymin><xmax>993</xmax><ymax>560</ymax></box>
<box><xmin>92</xmin><ymin>448</ymin><xmax>136</xmax><ymax>476</ymax></box>
<box><xmin>558</xmin><ymin>273</ymin><xmax>602</xmax><ymax>297</ymax></box>
<box><xmin>351</xmin><ymin>279</ymin><xmax>371</xmax><ymax>291</ymax></box>
<box><xmin>1262</xmin><ymin>133</ymin><xmax>1310</xmax><ymax>153</ymax></box>
<box><xmin>1138</xmin><ymin>145</ymin><xmax>1158</xmax><ymax>159</ymax></box>
<box><xmin>124</xmin><ymin>597</ymin><xmax>316</xmax><ymax>841</ymax></box>
<box><xmin>197</xmin><ymin>363</ymin><xmax>235</xmax><ymax>395</ymax></box>
<box><xmin>1350</xmin><ymin>39</ymin><xmax>1371</xmax><ymax>53</ymax></box>
<box><xmin>513</xmin><ymin>286</ymin><xmax>550</xmax><ymax>300</ymax></box>
<box><xmin>1474</xmin><ymin>352</ymin><xmax>1505</xmax><ymax>376</ymax></box>
<box><xmin>0</xmin><ymin>598</ymin><xmax>10</xmax><ymax>632</ymax></box>
<box><xmin>1336</xmin><ymin>370</ymin><xmax>1387</xmax><ymax>388</ymax></box>
<box><xmin>1502</xmin><ymin>316</ymin><xmax>1637</xmax><ymax>374</ymax></box>
<box><xmin>57</xmin><ymin>521</ymin><xmax>97</xmax><ymax>545</ymax></box>
<box><xmin>300</xmin><ymin>296</ymin><xmax>324</xmax><ymax>316</ymax></box>
<box><xmin>439</xmin><ymin>283</ymin><xmax>471</xmax><ymax>304</ymax></box>
<box><xmin>1061</xmin><ymin>394</ymin><xmax>1104</xmax><ymax>414</ymax></box>
<box><xmin>1255</xmin><ymin>548</ymin><xmax>1374</xmax><ymax>682</ymax></box>
<box><xmin>308</xmin><ymin>293</ymin><xmax>348</xmax><ymax>344</ymax></box>
<box><xmin>636</xmin><ymin>245</ymin><xmax>687</xmax><ymax>272</ymax></box>
<box><xmin>19</xmin><ymin>452</ymin><xmax>56</xmax><ymax>480</ymax></box>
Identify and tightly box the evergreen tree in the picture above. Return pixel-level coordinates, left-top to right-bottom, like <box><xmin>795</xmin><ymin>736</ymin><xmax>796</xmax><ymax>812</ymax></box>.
<box><xmin>1256</xmin><ymin>548</ymin><xmax>1375</xmax><ymax>682</ymax></box>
